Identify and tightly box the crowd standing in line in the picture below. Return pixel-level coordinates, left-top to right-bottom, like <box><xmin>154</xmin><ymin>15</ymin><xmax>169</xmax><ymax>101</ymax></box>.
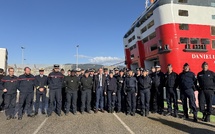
<box><xmin>0</xmin><ymin>62</ymin><xmax>214</xmax><ymax>123</ymax></box>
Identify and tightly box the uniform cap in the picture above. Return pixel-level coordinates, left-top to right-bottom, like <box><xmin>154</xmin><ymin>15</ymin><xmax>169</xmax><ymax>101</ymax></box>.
<box><xmin>103</xmin><ymin>68</ymin><xmax>108</xmax><ymax>71</ymax></box>
<box><xmin>136</xmin><ymin>68</ymin><xmax>140</xmax><ymax>71</ymax></box>
<box><xmin>109</xmin><ymin>70</ymin><xmax>114</xmax><ymax>74</ymax></box>
<box><xmin>119</xmin><ymin>69</ymin><xmax>124</xmax><ymax>73</ymax></box>
<box><xmin>167</xmin><ymin>64</ymin><xmax>172</xmax><ymax>67</ymax></box>
<box><xmin>114</xmin><ymin>67</ymin><xmax>119</xmax><ymax>71</ymax></box>
<box><xmin>155</xmin><ymin>65</ymin><xmax>161</xmax><ymax>68</ymax></box>
<box><xmin>85</xmin><ymin>70</ymin><xmax>90</xmax><ymax>73</ymax></box>
<box><xmin>39</xmin><ymin>68</ymin><xmax>45</xmax><ymax>71</ymax></box>
<box><xmin>183</xmin><ymin>63</ymin><xmax>189</xmax><ymax>67</ymax></box>
<box><xmin>54</xmin><ymin>64</ymin><xmax>60</xmax><ymax>68</ymax></box>
<box><xmin>202</xmin><ymin>62</ymin><xmax>208</xmax><ymax>67</ymax></box>
<box><xmin>139</xmin><ymin>68</ymin><xmax>144</xmax><ymax>71</ymax></box>
<box><xmin>71</xmin><ymin>69</ymin><xmax>76</xmax><ymax>73</ymax></box>
<box><xmin>76</xmin><ymin>68</ymin><xmax>81</xmax><ymax>72</ymax></box>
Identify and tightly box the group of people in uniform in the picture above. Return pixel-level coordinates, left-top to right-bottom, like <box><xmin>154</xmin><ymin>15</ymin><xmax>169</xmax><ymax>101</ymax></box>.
<box><xmin>0</xmin><ymin>62</ymin><xmax>214</xmax><ymax>123</ymax></box>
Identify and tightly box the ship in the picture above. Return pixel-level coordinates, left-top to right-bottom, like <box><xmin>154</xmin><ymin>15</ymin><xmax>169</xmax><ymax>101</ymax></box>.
<box><xmin>123</xmin><ymin>0</ymin><xmax>215</xmax><ymax>74</ymax></box>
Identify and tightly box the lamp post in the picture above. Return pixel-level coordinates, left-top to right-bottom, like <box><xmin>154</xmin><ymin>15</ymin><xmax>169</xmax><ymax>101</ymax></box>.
<box><xmin>21</xmin><ymin>46</ymin><xmax>25</xmax><ymax>65</ymax></box>
<box><xmin>76</xmin><ymin>45</ymin><xmax>79</xmax><ymax>69</ymax></box>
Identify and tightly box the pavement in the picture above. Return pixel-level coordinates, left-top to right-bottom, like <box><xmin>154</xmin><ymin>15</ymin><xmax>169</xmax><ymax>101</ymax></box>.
<box><xmin>0</xmin><ymin>110</ymin><xmax>215</xmax><ymax>134</ymax></box>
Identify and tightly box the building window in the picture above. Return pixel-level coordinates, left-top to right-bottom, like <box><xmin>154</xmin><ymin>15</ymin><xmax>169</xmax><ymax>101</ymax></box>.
<box><xmin>141</xmin><ymin>26</ymin><xmax>147</xmax><ymax>34</ymax></box>
<box><xmin>142</xmin><ymin>37</ymin><xmax>148</xmax><ymax>43</ymax></box>
<box><xmin>129</xmin><ymin>46</ymin><xmax>133</xmax><ymax>51</ymax></box>
<box><xmin>212</xmin><ymin>40</ymin><xmax>215</xmax><ymax>49</ymax></box>
<box><xmin>149</xmin><ymin>32</ymin><xmax>156</xmax><ymax>40</ymax></box>
<box><xmin>212</xmin><ymin>15</ymin><xmax>215</xmax><ymax>19</ymax></box>
<box><xmin>201</xmin><ymin>38</ymin><xmax>210</xmax><ymax>45</ymax></box>
<box><xmin>180</xmin><ymin>37</ymin><xmax>189</xmax><ymax>44</ymax></box>
<box><xmin>178</xmin><ymin>10</ymin><xmax>189</xmax><ymax>16</ymax></box>
<box><xmin>147</xmin><ymin>20</ymin><xmax>154</xmax><ymax>29</ymax></box>
<box><xmin>211</xmin><ymin>26</ymin><xmax>215</xmax><ymax>35</ymax></box>
<box><xmin>178</xmin><ymin>0</ymin><xmax>188</xmax><ymax>3</ymax></box>
<box><xmin>150</xmin><ymin>44</ymin><xmax>158</xmax><ymax>51</ymax></box>
<box><xmin>190</xmin><ymin>38</ymin><xmax>199</xmax><ymax>44</ymax></box>
<box><xmin>133</xmin><ymin>44</ymin><xmax>136</xmax><ymax>49</ymax></box>
<box><xmin>179</xmin><ymin>24</ymin><xmax>189</xmax><ymax>30</ymax></box>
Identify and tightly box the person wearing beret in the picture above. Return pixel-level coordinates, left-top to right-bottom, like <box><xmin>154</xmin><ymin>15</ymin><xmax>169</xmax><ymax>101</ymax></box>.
<box><xmin>34</xmin><ymin>68</ymin><xmax>48</xmax><ymax>116</ymax></box>
<box><xmin>197</xmin><ymin>62</ymin><xmax>215</xmax><ymax>122</ymax></box>
<box><xmin>179</xmin><ymin>63</ymin><xmax>198</xmax><ymax>122</ymax></box>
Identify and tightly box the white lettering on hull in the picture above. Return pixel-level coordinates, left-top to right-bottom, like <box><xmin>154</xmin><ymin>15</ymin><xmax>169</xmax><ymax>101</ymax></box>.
<box><xmin>192</xmin><ymin>54</ymin><xmax>215</xmax><ymax>59</ymax></box>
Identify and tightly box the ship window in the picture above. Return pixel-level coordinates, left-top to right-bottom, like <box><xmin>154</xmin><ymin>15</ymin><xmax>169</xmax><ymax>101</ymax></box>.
<box><xmin>133</xmin><ymin>44</ymin><xmax>136</xmax><ymax>49</ymax></box>
<box><xmin>190</xmin><ymin>38</ymin><xmax>199</xmax><ymax>44</ymax></box>
<box><xmin>150</xmin><ymin>44</ymin><xmax>158</xmax><ymax>51</ymax></box>
<box><xmin>147</xmin><ymin>20</ymin><xmax>154</xmax><ymax>29</ymax></box>
<box><xmin>180</xmin><ymin>37</ymin><xmax>189</xmax><ymax>44</ymax></box>
<box><xmin>142</xmin><ymin>37</ymin><xmax>148</xmax><ymax>43</ymax></box>
<box><xmin>201</xmin><ymin>38</ymin><xmax>210</xmax><ymax>45</ymax></box>
<box><xmin>212</xmin><ymin>40</ymin><xmax>215</xmax><ymax>49</ymax></box>
<box><xmin>212</xmin><ymin>15</ymin><xmax>215</xmax><ymax>19</ymax></box>
<box><xmin>130</xmin><ymin>46</ymin><xmax>133</xmax><ymax>51</ymax></box>
<box><xmin>178</xmin><ymin>0</ymin><xmax>188</xmax><ymax>3</ymax></box>
<box><xmin>149</xmin><ymin>32</ymin><xmax>156</xmax><ymax>40</ymax></box>
<box><xmin>211</xmin><ymin>2</ymin><xmax>215</xmax><ymax>7</ymax></box>
<box><xmin>141</xmin><ymin>26</ymin><xmax>147</xmax><ymax>34</ymax></box>
<box><xmin>178</xmin><ymin>10</ymin><xmax>188</xmax><ymax>16</ymax></box>
<box><xmin>179</xmin><ymin>24</ymin><xmax>189</xmax><ymax>30</ymax></box>
<box><xmin>211</xmin><ymin>26</ymin><xmax>215</xmax><ymax>35</ymax></box>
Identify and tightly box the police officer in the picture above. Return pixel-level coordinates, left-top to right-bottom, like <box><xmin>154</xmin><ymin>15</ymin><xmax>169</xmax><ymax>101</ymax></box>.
<box><xmin>0</xmin><ymin>67</ymin><xmax>18</xmax><ymax>120</ymax></box>
<box><xmin>64</xmin><ymin>70</ymin><xmax>80</xmax><ymax>115</ymax></box>
<box><xmin>124</xmin><ymin>70</ymin><xmax>138</xmax><ymax>116</ymax></box>
<box><xmin>116</xmin><ymin>70</ymin><xmax>125</xmax><ymax>113</ymax></box>
<box><xmin>0</xmin><ymin>68</ymin><xmax>5</xmax><ymax>112</ymax></box>
<box><xmin>164</xmin><ymin>64</ymin><xmax>179</xmax><ymax>117</ymax></box>
<box><xmin>80</xmin><ymin>70</ymin><xmax>94</xmax><ymax>114</ymax></box>
<box><xmin>34</xmin><ymin>68</ymin><xmax>48</xmax><ymax>115</ymax></box>
<box><xmin>104</xmin><ymin>70</ymin><xmax>117</xmax><ymax>113</ymax></box>
<box><xmin>114</xmin><ymin>67</ymin><xmax>119</xmax><ymax>78</ymax></box>
<box><xmin>18</xmin><ymin>67</ymin><xmax>35</xmax><ymax>120</ymax></box>
<box><xmin>137</xmin><ymin>69</ymin><xmax>152</xmax><ymax>117</ymax></box>
<box><xmin>179</xmin><ymin>63</ymin><xmax>198</xmax><ymax>122</ymax></box>
<box><xmin>153</xmin><ymin>65</ymin><xmax>165</xmax><ymax>114</ymax></box>
<box><xmin>67</xmin><ymin>70</ymin><xmax>71</xmax><ymax>76</ymax></box>
<box><xmin>135</xmin><ymin>68</ymin><xmax>141</xmax><ymax>78</ymax></box>
<box><xmin>197</xmin><ymin>62</ymin><xmax>215</xmax><ymax>122</ymax></box>
<box><xmin>94</xmin><ymin>68</ymin><xmax>106</xmax><ymax>113</ymax></box>
<box><xmin>47</xmin><ymin>65</ymin><xmax>64</xmax><ymax>117</ymax></box>
<box><xmin>61</xmin><ymin>68</ymin><xmax>66</xmax><ymax>112</ymax></box>
<box><xmin>149</xmin><ymin>66</ymin><xmax>156</xmax><ymax>113</ymax></box>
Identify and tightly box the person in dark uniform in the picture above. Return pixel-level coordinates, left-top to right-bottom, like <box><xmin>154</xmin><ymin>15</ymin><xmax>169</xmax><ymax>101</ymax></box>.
<box><xmin>164</xmin><ymin>64</ymin><xmax>179</xmax><ymax>117</ymax></box>
<box><xmin>135</xmin><ymin>68</ymin><xmax>142</xmax><ymax>111</ymax></box>
<box><xmin>80</xmin><ymin>70</ymin><xmax>94</xmax><ymax>114</ymax></box>
<box><xmin>149</xmin><ymin>66</ymin><xmax>156</xmax><ymax>113</ymax></box>
<box><xmin>153</xmin><ymin>65</ymin><xmax>165</xmax><ymax>114</ymax></box>
<box><xmin>116</xmin><ymin>70</ymin><xmax>125</xmax><ymax>113</ymax></box>
<box><xmin>104</xmin><ymin>70</ymin><xmax>117</xmax><ymax>113</ymax></box>
<box><xmin>135</xmin><ymin>68</ymin><xmax>141</xmax><ymax>78</ymax></box>
<box><xmin>18</xmin><ymin>67</ymin><xmax>35</xmax><ymax>120</ymax></box>
<box><xmin>114</xmin><ymin>67</ymin><xmax>119</xmax><ymax>78</ymax></box>
<box><xmin>179</xmin><ymin>63</ymin><xmax>198</xmax><ymax>122</ymax></box>
<box><xmin>0</xmin><ymin>67</ymin><xmax>18</xmax><ymax>120</ymax></box>
<box><xmin>34</xmin><ymin>68</ymin><xmax>48</xmax><ymax>115</ymax></box>
<box><xmin>76</xmin><ymin>68</ymin><xmax>82</xmax><ymax>112</ymax></box>
<box><xmin>94</xmin><ymin>68</ymin><xmax>106</xmax><ymax>113</ymax></box>
<box><xmin>67</xmin><ymin>70</ymin><xmax>71</xmax><ymax>77</ymax></box>
<box><xmin>137</xmin><ymin>69</ymin><xmax>152</xmax><ymax>117</ymax></box>
<box><xmin>0</xmin><ymin>68</ymin><xmax>5</xmax><ymax>112</ymax></box>
<box><xmin>89</xmin><ymin>69</ymin><xmax>96</xmax><ymax>110</ymax></box>
<box><xmin>197</xmin><ymin>62</ymin><xmax>215</xmax><ymax>122</ymax></box>
<box><xmin>61</xmin><ymin>68</ymin><xmax>66</xmax><ymax>112</ymax></box>
<box><xmin>47</xmin><ymin>65</ymin><xmax>64</xmax><ymax>117</ymax></box>
<box><xmin>64</xmin><ymin>70</ymin><xmax>80</xmax><ymax>115</ymax></box>
<box><xmin>124</xmin><ymin>70</ymin><xmax>138</xmax><ymax>116</ymax></box>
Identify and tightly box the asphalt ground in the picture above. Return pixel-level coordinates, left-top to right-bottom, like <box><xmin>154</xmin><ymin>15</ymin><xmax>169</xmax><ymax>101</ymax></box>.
<box><xmin>0</xmin><ymin>109</ymin><xmax>215</xmax><ymax>134</ymax></box>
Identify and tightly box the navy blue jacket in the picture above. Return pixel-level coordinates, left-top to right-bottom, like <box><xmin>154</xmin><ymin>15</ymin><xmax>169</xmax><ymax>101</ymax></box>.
<box><xmin>18</xmin><ymin>74</ymin><xmax>35</xmax><ymax>93</ymax></box>
<box><xmin>35</xmin><ymin>75</ymin><xmax>48</xmax><ymax>90</ymax></box>
<box><xmin>197</xmin><ymin>70</ymin><xmax>215</xmax><ymax>90</ymax></box>
<box><xmin>80</xmin><ymin>76</ymin><xmax>94</xmax><ymax>90</ymax></box>
<box><xmin>137</xmin><ymin>75</ymin><xmax>152</xmax><ymax>90</ymax></box>
<box><xmin>48</xmin><ymin>71</ymin><xmax>64</xmax><ymax>90</ymax></box>
<box><xmin>124</xmin><ymin>76</ymin><xmax>138</xmax><ymax>93</ymax></box>
<box><xmin>0</xmin><ymin>75</ymin><xmax>19</xmax><ymax>94</ymax></box>
<box><xmin>179</xmin><ymin>71</ymin><xmax>197</xmax><ymax>91</ymax></box>
<box><xmin>105</xmin><ymin>76</ymin><xmax>117</xmax><ymax>93</ymax></box>
<box><xmin>117</xmin><ymin>75</ymin><xmax>125</xmax><ymax>91</ymax></box>
<box><xmin>164</xmin><ymin>72</ymin><xmax>179</xmax><ymax>88</ymax></box>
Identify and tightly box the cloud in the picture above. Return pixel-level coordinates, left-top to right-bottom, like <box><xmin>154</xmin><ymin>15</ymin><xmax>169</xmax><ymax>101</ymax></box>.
<box><xmin>74</xmin><ymin>55</ymin><xmax>92</xmax><ymax>59</ymax></box>
<box><xmin>89</xmin><ymin>56</ymin><xmax>124</xmax><ymax>65</ymax></box>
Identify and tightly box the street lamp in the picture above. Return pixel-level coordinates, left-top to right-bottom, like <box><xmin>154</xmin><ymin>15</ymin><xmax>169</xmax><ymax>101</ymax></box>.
<box><xmin>76</xmin><ymin>45</ymin><xmax>79</xmax><ymax>69</ymax></box>
<box><xmin>21</xmin><ymin>46</ymin><xmax>25</xmax><ymax>65</ymax></box>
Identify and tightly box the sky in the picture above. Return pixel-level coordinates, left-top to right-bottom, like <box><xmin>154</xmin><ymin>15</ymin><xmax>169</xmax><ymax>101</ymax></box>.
<box><xmin>0</xmin><ymin>0</ymin><xmax>145</xmax><ymax>65</ymax></box>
